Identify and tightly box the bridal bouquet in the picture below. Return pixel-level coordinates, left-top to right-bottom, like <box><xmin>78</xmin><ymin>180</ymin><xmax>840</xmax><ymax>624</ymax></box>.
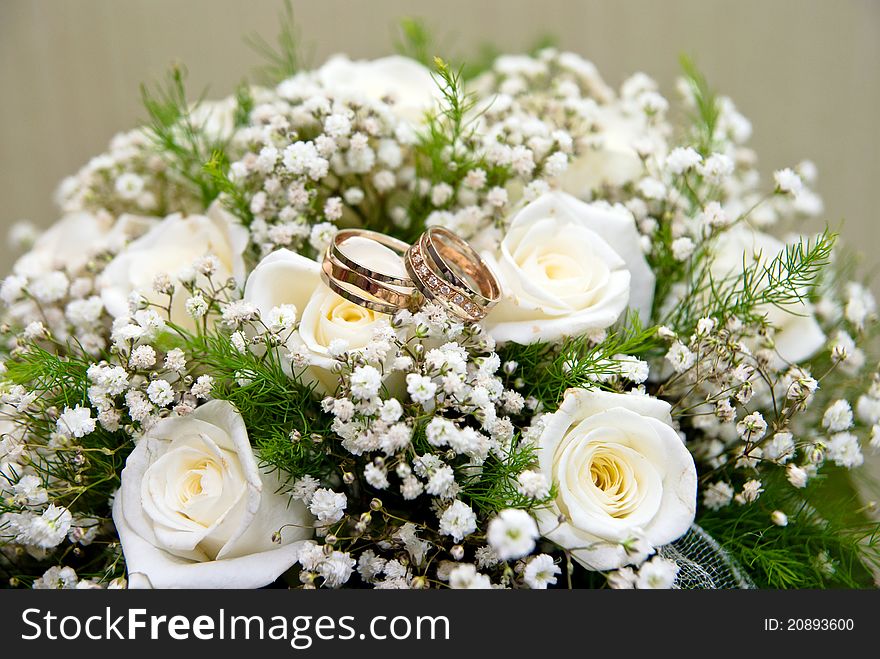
<box><xmin>2</xmin><ymin>19</ymin><xmax>878</xmax><ymax>590</ymax></box>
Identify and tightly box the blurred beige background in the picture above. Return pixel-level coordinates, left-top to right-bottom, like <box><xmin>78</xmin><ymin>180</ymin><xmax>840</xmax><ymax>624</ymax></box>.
<box><xmin>1</xmin><ymin>0</ymin><xmax>879</xmax><ymax>274</ymax></box>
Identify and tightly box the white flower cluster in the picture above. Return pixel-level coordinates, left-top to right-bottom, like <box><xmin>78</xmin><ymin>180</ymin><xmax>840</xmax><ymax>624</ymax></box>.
<box><xmin>1</xmin><ymin>44</ymin><xmax>877</xmax><ymax>591</ymax></box>
<box><xmin>227</xmin><ymin>81</ymin><xmax>419</xmax><ymax>256</ymax></box>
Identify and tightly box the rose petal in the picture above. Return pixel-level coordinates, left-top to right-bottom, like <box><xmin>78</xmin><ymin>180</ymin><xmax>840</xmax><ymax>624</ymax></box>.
<box><xmin>114</xmin><ymin>490</ymin><xmax>307</xmax><ymax>589</ymax></box>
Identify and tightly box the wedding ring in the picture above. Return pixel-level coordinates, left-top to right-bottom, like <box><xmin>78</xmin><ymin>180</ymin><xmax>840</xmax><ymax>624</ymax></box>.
<box><xmin>320</xmin><ymin>229</ymin><xmax>421</xmax><ymax>315</ymax></box>
<box><xmin>405</xmin><ymin>227</ymin><xmax>501</xmax><ymax>322</ymax></box>
<box><xmin>329</xmin><ymin>229</ymin><xmax>414</xmax><ymax>287</ymax></box>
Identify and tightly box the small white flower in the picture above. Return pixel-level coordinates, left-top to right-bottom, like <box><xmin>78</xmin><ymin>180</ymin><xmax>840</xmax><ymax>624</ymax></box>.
<box><xmin>856</xmin><ymin>395</ymin><xmax>880</xmax><ymax>425</ymax></box>
<box><xmin>671</xmin><ymin>236</ymin><xmax>696</xmax><ymax>261</ymax></box>
<box><xmin>739</xmin><ymin>479</ymin><xmax>764</xmax><ymax>504</ymax></box>
<box><xmin>665</xmin><ymin>146</ymin><xmax>702</xmax><ymax>174</ymax></box>
<box><xmin>12</xmin><ymin>474</ymin><xmax>48</xmax><ymax>506</ymax></box>
<box><xmin>115</xmin><ymin>173</ymin><xmax>145</xmax><ymax>200</ymax></box>
<box><xmin>33</xmin><ymin>565</ymin><xmax>79</xmax><ymax>589</ymax></box>
<box><xmin>463</xmin><ymin>168</ymin><xmax>487</xmax><ymax>189</ymax></box>
<box><xmin>699</xmin><ymin>201</ymin><xmax>729</xmax><ymax>229</ymax></box>
<box><xmin>786</xmin><ymin>464</ymin><xmax>808</xmax><ymax>488</ymax></box>
<box><xmin>448</xmin><ymin>564</ymin><xmax>492</xmax><ymax>589</ymax></box>
<box><xmin>485</xmin><ymin>186</ymin><xmax>508</xmax><ymax>209</ymax></box>
<box><xmin>698</xmin><ymin>153</ymin><xmax>734</xmax><ymax>183</ymax></box>
<box><xmin>350</xmin><ymin>365</ymin><xmax>383</xmax><ymax>400</ymax></box>
<box><xmin>327</xmin><ymin>339</ymin><xmax>349</xmax><ymax>358</ymax></box>
<box><xmin>607</xmin><ymin>567</ymin><xmax>637</xmax><ymax>589</ymax></box>
<box><xmin>57</xmin><ymin>405</ymin><xmax>96</xmax><ymax>438</ymax></box>
<box><xmin>822</xmin><ymin>399</ymin><xmax>853</xmax><ymax>432</ymax></box>
<box><xmin>637</xmin><ymin>177</ymin><xmax>666</xmax><ymax>200</ymax></box>
<box><xmin>516</xmin><ymin>470</ymin><xmax>550</xmax><ymax>499</ymax></box>
<box><xmin>364</xmin><ymin>463</ymin><xmax>389</xmax><ymax>490</ymax></box>
<box><xmin>357</xmin><ymin>550</ymin><xmax>386</xmax><ymax>582</ymax></box>
<box><xmin>231</xmin><ymin>330</ymin><xmax>248</xmax><ymax>353</ymax></box>
<box><xmin>826</xmin><ymin>431</ymin><xmax>863</xmax><ymax>468</ymax></box>
<box><xmin>185</xmin><ymin>294</ymin><xmax>209</xmax><ymax>318</ymax></box>
<box><xmin>774</xmin><ymin>168</ymin><xmax>803</xmax><ymax>195</ymax></box>
<box><xmin>635</xmin><ymin>556</ymin><xmax>679</xmax><ymax>589</ymax></box>
<box><xmin>266</xmin><ymin>304</ymin><xmax>298</xmax><ymax>334</ymax></box>
<box><xmin>406</xmin><ymin>373</ymin><xmax>437</xmax><ymax>405</ymax></box>
<box><xmin>615</xmin><ymin>354</ymin><xmax>649</xmax><ymax>383</ymax></box>
<box><xmin>1</xmin><ymin>274</ymin><xmax>27</xmax><ymax>304</ymax></box>
<box><xmin>438</xmin><ymin>500</ymin><xmax>477</xmax><ymax>542</ymax></box>
<box><xmin>703</xmin><ymin>481</ymin><xmax>734</xmax><ymax>510</ymax></box>
<box><xmin>379</xmin><ymin>423</ymin><xmax>413</xmax><ymax>456</ymax></box>
<box><xmin>28</xmin><ymin>504</ymin><xmax>73</xmax><ymax>549</ymax></box>
<box><xmin>543</xmin><ymin>151</ymin><xmax>569</xmax><ymax>178</ymax></box>
<box><xmin>146</xmin><ymin>380</ymin><xmax>175</xmax><ymax>407</ymax></box>
<box><xmin>129</xmin><ymin>345</ymin><xmax>157</xmax><ymax>369</ymax></box>
<box><xmin>379</xmin><ymin>399</ymin><xmax>403</xmax><ymax>423</ymax></box>
<box><xmin>771</xmin><ymin>510</ymin><xmax>788</xmax><ymax>527</ymax></box>
<box><xmin>221</xmin><ymin>300</ymin><xmax>257</xmax><ymax>328</ymax></box>
<box><xmin>431</xmin><ymin>183</ymin><xmax>454</xmax><ymax>206</ymax></box>
<box><xmin>665</xmin><ymin>341</ymin><xmax>695</xmax><ymax>373</ymax></box>
<box><xmin>290</xmin><ymin>475</ymin><xmax>321</xmax><ymax>503</ymax></box>
<box><xmin>487</xmin><ymin>509</ymin><xmax>539</xmax><ymax>560</ymax></box>
<box><xmin>309</xmin><ymin>222</ymin><xmax>337</xmax><ymax>253</ymax></box>
<box><xmin>425</xmin><ymin>416</ymin><xmax>458</xmax><ymax>447</ymax></box>
<box><xmin>309</xmin><ymin>488</ymin><xmax>347</xmax><ymax>524</ymax></box>
<box><xmin>523</xmin><ymin>554</ymin><xmax>560</xmax><ymax>589</ymax></box>
<box><xmin>164</xmin><ymin>348</ymin><xmax>187</xmax><ymax>373</ymax></box>
<box><xmin>425</xmin><ymin>464</ymin><xmax>456</xmax><ymax>498</ymax></box>
<box><xmin>870</xmin><ymin>424</ymin><xmax>880</xmax><ymax>450</ymax></box>
<box><xmin>23</xmin><ymin>321</ymin><xmax>47</xmax><ymax>340</ymax></box>
<box><xmin>191</xmin><ymin>374</ymin><xmax>214</xmax><ymax>399</ymax></box>
<box><xmin>319</xmin><ymin>551</ymin><xmax>356</xmax><ymax>588</ymax></box>
<box><xmin>736</xmin><ymin>412</ymin><xmax>767</xmax><ymax>442</ymax></box>
<box><xmin>764</xmin><ymin>432</ymin><xmax>795</xmax><ymax>464</ymax></box>
<box><xmin>31</xmin><ymin>271</ymin><xmax>68</xmax><ymax>303</ymax></box>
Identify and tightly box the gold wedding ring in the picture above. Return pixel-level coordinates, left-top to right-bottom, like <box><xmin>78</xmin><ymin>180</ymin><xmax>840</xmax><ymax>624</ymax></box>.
<box><xmin>320</xmin><ymin>229</ymin><xmax>421</xmax><ymax>315</ymax></box>
<box><xmin>320</xmin><ymin>227</ymin><xmax>500</xmax><ymax>322</ymax></box>
<box><xmin>404</xmin><ymin>226</ymin><xmax>501</xmax><ymax>322</ymax></box>
<box><xmin>329</xmin><ymin>230</ymin><xmax>413</xmax><ymax>287</ymax></box>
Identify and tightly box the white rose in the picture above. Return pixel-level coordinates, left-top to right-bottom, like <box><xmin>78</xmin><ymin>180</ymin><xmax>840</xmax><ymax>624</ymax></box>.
<box><xmin>535</xmin><ymin>389</ymin><xmax>697</xmax><ymax>571</ymax></box>
<box><xmin>711</xmin><ymin>226</ymin><xmax>825</xmax><ymax>363</ymax></box>
<box><xmin>99</xmin><ymin>202</ymin><xmax>248</xmax><ymax>331</ymax></box>
<box><xmin>112</xmin><ymin>400</ymin><xmax>312</xmax><ymax>588</ymax></box>
<box><xmin>559</xmin><ymin>107</ymin><xmax>647</xmax><ymax>197</ymax></box>
<box><xmin>14</xmin><ymin>212</ymin><xmax>156</xmax><ymax>278</ymax></box>
<box><xmin>482</xmin><ymin>191</ymin><xmax>654</xmax><ymax>344</ymax></box>
<box><xmin>318</xmin><ymin>55</ymin><xmax>439</xmax><ymax>123</ymax></box>
<box><xmin>244</xmin><ymin>237</ymin><xmax>403</xmax><ymax>392</ymax></box>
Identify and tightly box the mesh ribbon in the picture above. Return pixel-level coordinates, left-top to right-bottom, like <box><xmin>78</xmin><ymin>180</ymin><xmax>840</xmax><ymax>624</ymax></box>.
<box><xmin>659</xmin><ymin>524</ymin><xmax>755</xmax><ymax>589</ymax></box>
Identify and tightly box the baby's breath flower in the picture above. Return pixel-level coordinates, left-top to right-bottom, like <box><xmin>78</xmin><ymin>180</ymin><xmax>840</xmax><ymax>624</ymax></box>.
<box><xmin>665</xmin><ymin>341</ymin><xmax>695</xmax><ymax>373</ymax></box>
<box><xmin>822</xmin><ymin>399</ymin><xmax>853</xmax><ymax>432</ymax></box>
<box><xmin>736</xmin><ymin>412</ymin><xmax>767</xmax><ymax>442</ymax></box>
<box><xmin>487</xmin><ymin>509</ymin><xmax>538</xmax><ymax>560</ymax></box>
<box><xmin>787</xmin><ymin>464</ymin><xmax>808</xmax><ymax>488</ymax></box>
<box><xmin>703</xmin><ymin>481</ymin><xmax>734</xmax><ymax>510</ymax></box>
<box><xmin>773</xmin><ymin>168</ymin><xmax>803</xmax><ymax>195</ymax></box>
<box><xmin>309</xmin><ymin>488</ymin><xmax>347</xmax><ymax>524</ymax></box>
<box><xmin>185</xmin><ymin>294</ymin><xmax>209</xmax><ymax>318</ymax></box>
<box><xmin>438</xmin><ymin>500</ymin><xmax>477</xmax><ymax>542</ymax></box>
<box><xmin>671</xmin><ymin>237</ymin><xmax>695</xmax><ymax>261</ymax></box>
<box><xmin>57</xmin><ymin>405</ymin><xmax>96</xmax><ymax>438</ymax></box>
<box><xmin>146</xmin><ymin>379</ymin><xmax>174</xmax><ymax>407</ymax></box>
<box><xmin>523</xmin><ymin>554</ymin><xmax>560</xmax><ymax>589</ymax></box>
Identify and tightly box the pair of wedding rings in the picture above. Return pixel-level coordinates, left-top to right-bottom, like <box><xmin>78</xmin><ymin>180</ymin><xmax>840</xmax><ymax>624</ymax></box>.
<box><xmin>320</xmin><ymin>227</ymin><xmax>500</xmax><ymax>322</ymax></box>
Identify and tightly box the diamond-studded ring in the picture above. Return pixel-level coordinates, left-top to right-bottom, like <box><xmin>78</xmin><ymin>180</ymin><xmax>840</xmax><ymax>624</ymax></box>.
<box><xmin>404</xmin><ymin>227</ymin><xmax>501</xmax><ymax>322</ymax></box>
